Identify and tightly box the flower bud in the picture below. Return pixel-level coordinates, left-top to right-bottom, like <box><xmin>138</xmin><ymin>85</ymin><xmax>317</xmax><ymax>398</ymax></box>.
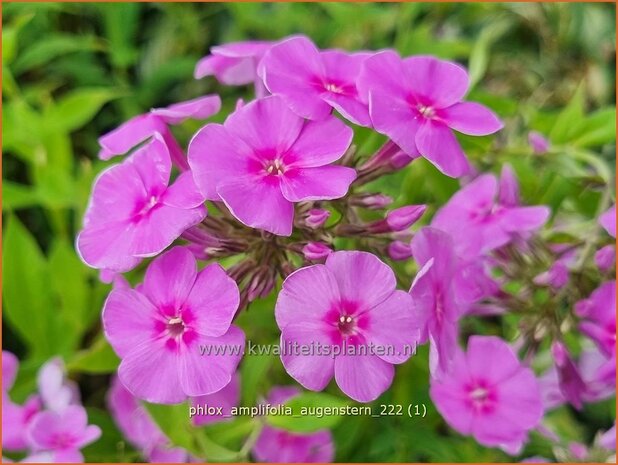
<box><xmin>304</xmin><ymin>208</ymin><xmax>330</xmax><ymax>229</ymax></box>
<box><xmin>498</xmin><ymin>164</ymin><xmax>520</xmax><ymax>207</ymax></box>
<box><xmin>594</xmin><ymin>245</ymin><xmax>615</xmax><ymax>272</ymax></box>
<box><xmin>302</xmin><ymin>242</ymin><xmax>332</xmax><ymax>261</ymax></box>
<box><xmin>528</xmin><ymin>131</ymin><xmax>550</xmax><ymax>154</ymax></box>
<box><xmin>533</xmin><ymin>261</ymin><xmax>569</xmax><ymax>289</ymax></box>
<box><xmin>385</xmin><ymin>205</ymin><xmax>426</xmax><ymax>231</ymax></box>
<box><xmin>349</xmin><ymin>193</ymin><xmax>393</xmax><ymax>210</ymax></box>
<box><xmin>551</xmin><ymin>342</ymin><xmax>586</xmax><ymax>410</ymax></box>
<box><xmin>387</xmin><ymin>240</ymin><xmax>412</xmax><ymax>261</ymax></box>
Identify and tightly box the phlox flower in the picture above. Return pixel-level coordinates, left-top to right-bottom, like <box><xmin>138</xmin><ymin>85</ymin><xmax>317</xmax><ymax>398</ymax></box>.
<box><xmin>107</xmin><ymin>376</ymin><xmax>195</xmax><ymax>462</ymax></box>
<box><xmin>98</xmin><ymin>95</ymin><xmax>221</xmax><ymax>169</ymax></box>
<box><xmin>25</xmin><ymin>405</ymin><xmax>101</xmax><ymax>463</ymax></box>
<box><xmin>259</xmin><ymin>36</ymin><xmax>371</xmax><ymax>125</ymax></box>
<box><xmin>103</xmin><ymin>247</ymin><xmax>244</xmax><ymax>404</ymax></box>
<box><xmin>77</xmin><ymin>135</ymin><xmax>206</xmax><ymax>272</ymax></box>
<box><xmin>430</xmin><ymin>336</ymin><xmax>543</xmax><ymax>455</ymax></box>
<box><xmin>409</xmin><ymin>228</ymin><xmax>465</xmax><ymax>376</ymax></box>
<box><xmin>275</xmin><ymin>251</ymin><xmax>419</xmax><ymax>402</ymax></box>
<box><xmin>195</xmin><ymin>41</ymin><xmax>271</xmax><ymax>96</ymax></box>
<box><xmin>188</xmin><ymin>95</ymin><xmax>356</xmax><ymax>236</ymax></box>
<box><xmin>37</xmin><ymin>358</ymin><xmax>80</xmax><ymax>413</ymax></box>
<box><xmin>432</xmin><ymin>169</ymin><xmax>550</xmax><ymax>260</ymax></box>
<box><xmin>2</xmin><ymin>351</ymin><xmax>42</xmax><ymax>452</ymax></box>
<box><xmin>599</xmin><ymin>205</ymin><xmax>616</xmax><ymax>238</ymax></box>
<box><xmin>357</xmin><ymin>51</ymin><xmax>503</xmax><ymax>177</ymax></box>
<box><xmin>252</xmin><ymin>386</ymin><xmax>334</xmax><ymax>463</ymax></box>
<box><xmin>575</xmin><ymin>280</ymin><xmax>616</xmax><ymax>357</ymax></box>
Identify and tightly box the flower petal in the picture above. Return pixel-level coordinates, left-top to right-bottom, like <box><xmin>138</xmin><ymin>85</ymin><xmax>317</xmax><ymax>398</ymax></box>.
<box><xmin>151</xmin><ymin>95</ymin><xmax>221</xmax><ymax>125</ymax></box>
<box><xmin>260</xmin><ymin>36</ymin><xmax>330</xmax><ymax>120</ymax></box>
<box><xmin>325</xmin><ymin>251</ymin><xmax>396</xmax><ymax>310</ymax></box>
<box><xmin>364</xmin><ymin>291</ymin><xmax>419</xmax><ymax>364</ymax></box>
<box><xmin>217</xmin><ymin>176</ymin><xmax>294</xmax><ymax>236</ymax></box>
<box><xmin>142</xmin><ymin>247</ymin><xmax>197</xmax><ymax>309</ymax></box>
<box><xmin>286</xmin><ymin>117</ymin><xmax>353</xmax><ymax>168</ymax></box>
<box><xmin>334</xmin><ymin>353</ymin><xmax>394</xmax><ymax>402</ymax></box>
<box><xmin>163</xmin><ymin>171</ymin><xmax>205</xmax><ymax>209</ymax></box>
<box><xmin>280</xmin><ymin>322</ymin><xmax>336</xmax><ymax>391</ymax></box>
<box><xmin>275</xmin><ymin>264</ymin><xmax>341</xmax><ymax>329</ymax></box>
<box><xmin>357</xmin><ymin>50</ymin><xmax>408</xmax><ymax>103</ymax></box>
<box><xmin>103</xmin><ymin>289</ymin><xmax>159</xmax><ymax>358</ymax></box>
<box><xmin>280</xmin><ymin>166</ymin><xmax>356</xmax><ymax>202</ymax></box>
<box><xmin>415</xmin><ymin>120</ymin><xmax>471</xmax><ymax>177</ymax></box>
<box><xmin>178</xmin><ymin>326</ymin><xmax>244</xmax><ymax>397</ymax></box>
<box><xmin>118</xmin><ymin>339</ymin><xmax>185</xmax><ymax>404</ymax></box>
<box><xmin>439</xmin><ymin>102</ymin><xmax>503</xmax><ymax>136</ymax></box>
<box><xmin>188</xmin><ymin>123</ymin><xmax>255</xmax><ymax>200</ymax></box>
<box><xmin>186</xmin><ymin>263</ymin><xmax>240</xmax><ymax>338</ymax></box>
<box><xmin>403</xmin><ymin>56</ymin><xmax>469</xmax><ymax>109</ymax></box>
<box><xmin>225</xmin><ymin>96</ymin><xmax>304</xmax><ymax>155</ymax></box>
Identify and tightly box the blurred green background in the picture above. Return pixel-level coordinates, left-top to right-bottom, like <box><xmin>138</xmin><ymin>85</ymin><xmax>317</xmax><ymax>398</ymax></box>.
<box><xmin>2</xmin><ymin>2</ymin><xmax>616</xmax><ymax>463</ymax></box>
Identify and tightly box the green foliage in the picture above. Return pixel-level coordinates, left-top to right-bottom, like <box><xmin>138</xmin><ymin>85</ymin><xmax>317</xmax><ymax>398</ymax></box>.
<box><xmin>2</xmin><ymin>3</ymin><xmax>615</xmax><ymax>463</ymax></box>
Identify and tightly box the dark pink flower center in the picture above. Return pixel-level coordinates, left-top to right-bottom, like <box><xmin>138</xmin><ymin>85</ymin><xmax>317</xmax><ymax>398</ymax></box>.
<box><xmin>155</xmin><ymin>308</ymin><xmax>198</xmax><ymax>350</ymax></box>
<box><xmin>166</xmin><ymin>316</ymin><xmax>186</xmax><ymax>337</ymax></box>
<box><xmin>263</xmin><ymin>158</ymin><xmax>287</xmax><ymax>176</ymax></box>
<box><xmin>337</xmin><ymin>315</ymin><xmax>357</xmax><ymax>336</ymax></box>
<box><xmin>50</xmin><ymin>432</ymin><xmax>77</xmax><ymax>450</ymax></box>
<box><xmin>417</xmin><ymin>104</ymin><xmax>436</xmax><ymax>119</ymax></box>
<box><xmin>133</xmin><ymin>194</ymin><xmax>162</xmax><ymax>221</ymax></box>
<box><xmin>465</xmin><ymin>379</ymin><xmax>497</xmax><ymax>413</ymax></box>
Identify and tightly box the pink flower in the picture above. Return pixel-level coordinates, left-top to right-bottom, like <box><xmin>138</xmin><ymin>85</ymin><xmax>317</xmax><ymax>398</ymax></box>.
<box><xmin>430</xmin><ymin>336</ymin><xmax>543</xmax><ymax>455</ymax></box>
<box><xmin>259</xmin><ymin>36</ymin><xmax>371</xmax><ymax>126</ymax></box>
<box><xmin>98</xmin><ymin>95</ymin><xmax>221</xmax><ymax>168</ymax></box>
<box><xmin>528</xmin><ymin>131</ymin><xmax>550</xmax><ymax>154</ymax></box>
<box><xmin>432</xmin><ymin>172</ymin><xmax>550</xmax><ymax>260</ymax></box>
<box><xmin>37</xmin><ymin>358</ymin><xmax>80</xmax><ymax>414</ymax></box>
<box><xmin>575</xmin><ymin>280</ymin><xmax>616</xmax><ymax>357</ymax></box>
<box><xmin>77</xmin><ymin>135</ymin><xmax>206</xmax><ymax>272</ymax></box>
<box><xmin>191</xmin><ymin>373</ymin><xmax>240</xmax><ymax>426</ymax></box>
<box><xmin>599</xmin><ymin>205</ymin><xmax>616</xmax><ymax>238</ymax></box>
<box><xmin>195</xmin><ymin>41</ymin><xmax>271</xmax><ymax>95</ymax></box>
<box><xmin>275</xmin><ymin>251</ymin><xmax>419</xmax><ymax>402</ymax></box>
<box><xmin>357</xmin><ymin>52</ymin><xmax>503</xmax><ymax>177</ymax></box>
<box><xmin>26</xmin><ymin>405</ymin><xmax>101</xmax><ymax>463</ymax></box>
<box><xmin>252</xmin><ymin>386</ymin><xmax>334</xmax><ymax>463</ymax></box>
<box><xmin>2</xmin><ymin>352</ymin><xmax>42</xmax><ymax>452</ymax></box>
<box><xmin>409</xmin><ymin>228</ymin><xmax>464</xmax><ymax>375</ymax></box>
<box><xmin>107</xmin><ymin>376</ymin><xmax>194</xmax><ymax>462</ymax></box>
<box><xmin>595</xmin><ymin>245</ymin><xmax>615</xmax><ymax>271</ymax></box>
<box><xmin>102</xmin><ymin>247</ymin><xmax>244</xmax><ymax>403</ymax></box>
<box><xmin>188</xmin><ymin>96</ymin><xmax>356</xmax><ymax>236</ymax></box>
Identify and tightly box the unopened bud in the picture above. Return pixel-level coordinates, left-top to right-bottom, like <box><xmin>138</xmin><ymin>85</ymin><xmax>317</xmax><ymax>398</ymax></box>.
<box><xmin>304</xmin><ymin>208</ymin><xmax>330</xmax><ymax>229</ymax></box>
<box><xmin>302</xmin><ymin>242</ymin><xmax>332</xmax><ymax>261</ymax></box>
<box><xmin>594</xmin><ymin>245</ymin><xmax>615</xmax><ymax>272</ymax></box>
<box><xmin>387</xmin><ymin>240</ymin><xmax>412</xmax><ymax>261</ymax></box>
<box><xmin>368</xmin><ymin>205</ymin><xmax>426</xmax><ymax>233</ymax></box>
<box><xmin>349</xmin><ymin>193</ymin><xmax>393</xmax><ymax>210</ymax></box>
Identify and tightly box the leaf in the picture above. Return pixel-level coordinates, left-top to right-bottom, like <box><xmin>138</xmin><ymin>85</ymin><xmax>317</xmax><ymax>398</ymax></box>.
<box><xmin>144</xmin><ymin>402</ymin><xmax>200</xmax><ymax>455</ymax></box>
<box><xmin>45</xmin><ymin>88</ymin><xmax>124</xmax><ymax>132</ymax></box>
<box><xmin>68</xmin><ymin>337</ymin><xmax>120</xmax><ymax>374</ymax></box>
<box><xmin>570</xmin><ymin>108</ymin><xmax>616</xmax><ymax>148</ymax></box>
<box><xmin>49</xmin><ymin>239</ymin><xmax>91</xmax><ymax>334</ymax></box>
<box><xmin>82</xmin><ymin>407</ymin><xmax>134</xmax><ymax>463</ymax></box>
<box><xmin>550</xmin><ymin>82</ymin><xmax>585</xmax><ymax>144</ymax></box>
<box><xmin>266</xmin><ymin>392</ymin><xmax>349</xmax><ymax>433</ymax></box>
<box><xmin>2</xmin><ymin>216</ymin><xmax>55</xmax><ymax>356</ymax></box>
<box><xmin>240</xmin><ymin>352</ymin><xmax>275</xmax><ymax>406</ymax></box>
<box><xmin>2</xmin><ymin>181</ymin><xmax>40</xmax><ymax>210</ymax></box>
<box><xmin>468</xmin><ymin>18</ymin><xmax>512</xmax><ymax>88</ymax></box>
<box><xmin>194</xmin><ymin>431</ymin><xmax>241</xmax><ymax>462</ymax></box>
<box><xmin>13</xmin><ymin>34</ymin><xmax>105</xmax><ymax>73</ymax></box>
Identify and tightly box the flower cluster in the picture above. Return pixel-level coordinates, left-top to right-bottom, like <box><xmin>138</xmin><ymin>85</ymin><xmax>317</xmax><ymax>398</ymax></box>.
<box><xmin>2</xmin><ymin>353</ymin><xmax>101</xmax><ymax>463</ymax></box>
<box><xmin>72</xmin><ymin>35</ymin><xmax>616</xmax><ymax>462</ymax></box>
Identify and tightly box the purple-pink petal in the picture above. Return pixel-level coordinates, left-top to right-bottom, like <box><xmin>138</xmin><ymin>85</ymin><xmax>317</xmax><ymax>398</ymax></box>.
<box><xmin>439</xmin><ymin>101</ymin><xmax>503</xmax><ymax>136</ymax></box>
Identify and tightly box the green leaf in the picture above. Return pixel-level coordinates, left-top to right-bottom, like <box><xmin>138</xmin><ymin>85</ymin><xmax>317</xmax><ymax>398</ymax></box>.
<box><xmin>550</xmin><ymin>82</ymin><xmax>585</xmax><ymax>144</ymax></box>
<box><xmin>194</xmin><ymin>431</ymin><xmax>241</xmax><ymax>462</ymax></box>
<box><xmin>2</xmin><ymin>181</ymin><xmax>40</xmax><ymax>210</ymax></box>
<box><xmin>468</xmin><ymin>18</ymin><xmax>512</xmax><ymax>88</ymax></box>
<box><xmin>13</xmin><ymin>34</ymin><xmax>105</xmax><ymax>73</ymax></box>
<box><xmin>45</xmin><ymin>88</ymin><xmax>123</xmax><ymax>132</ymax></box>
<box><xmin>570</xmin><ymin>108</ymin><xmax>616</xmax><ymax>148</ymax></box>
<box><xmin>144</xmin><ymin>402</ymin><xmax>200</xmax><ymax>455</ymax></box>
<box><xmin>2</xmin><ymin>215</ymin><xmax>55</xmax><ymax>356</ymax></box>
<box><xmin>240</xmin><ymin>352</ymin><xmax>275</xmax><ymax>406</ymax></box>
<box><xmin>266</xmin><ymin>392</ymin><xmax>349</xmax><ymax>433</ymax></box>
<box><xmin>68</xmin><ymin>337</ymin><xmax>120</xmax><ymax>374</ymax></box>
<box><xmin>49</xmin><ymin>239</ymin><xmax>90</xmax><ymax>333</ymax></box>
